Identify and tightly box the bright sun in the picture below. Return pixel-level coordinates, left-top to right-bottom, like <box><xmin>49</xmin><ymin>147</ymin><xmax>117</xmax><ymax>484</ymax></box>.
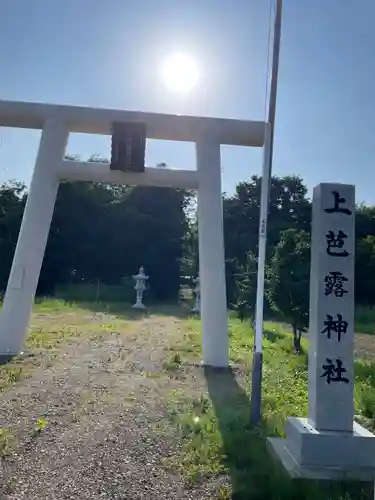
<box><xmin>162</xmin><ymin>52</ymin><xmax>200</xmax><ymax>93</ymax></box>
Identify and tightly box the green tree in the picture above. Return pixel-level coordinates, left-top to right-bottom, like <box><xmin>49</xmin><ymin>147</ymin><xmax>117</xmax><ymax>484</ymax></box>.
<box><xmin>38</xmin><ymin>154</ymin><xmax>192</xmax><ymax>300</ymax></box>
<box><xmin>223</xmin><ymin>175</ymin><xmax>310</xmax><ymax>276</ymax></box>
<box><xmin>355</xmin><ymin>236</ymin><xmax>375</xmax><ymax>305</ymax></box>
<box><xmin>267</xmin><ymin>229</ymin><xmax>310</xmax><ymax>353</ymax></box>
<box><xmin>223</xmin><ymin>175</ymin><xmax>311</xmax><ymax>310</ymax></box>
<box><xmin>40</xmin><ymin>180</ymin><xmax>116</xmax><ymax>292</ymax></box>
<box><xmin>181</xmin><ymin>220</ymin><xmax>198</xmax><ymax>277</ymax></box>
<box><xmin>108</xmin><ymin>184</ymin><xmax>191</xmax><ymax>300</ymax></box>
<box><xmin>356</xmin><ymin>204</ymin><xmax>375</xmax><ymax>240</ymax></box>
<box><xmin>5</xmin><ymin>167</ymin><xmax>375</xmax><ymax>311</ymax></box>
<box><xmin>0</xmin><ymin>181</ymin><xmax>26</xmax><ymax>291</ymax></box>
<box><xmin>232</xmin><ymin>251</ymin><xmax>258</xmax><ymax>321</ymax></box>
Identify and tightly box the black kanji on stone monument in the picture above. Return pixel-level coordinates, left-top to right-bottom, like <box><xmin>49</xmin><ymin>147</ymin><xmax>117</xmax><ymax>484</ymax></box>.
<box><xmin>326</xmin><ymin>230</ymin><xmax>349</xmax><ymax>257</ymax></box>
<box><xmin>324</xmin><ymin>271</ymin><xmax>348</xmax><ymax>297</ymax></box>
<box><xmin>321</xmin><ymin>358</ymin><xmax>349</xmax><ymax>384</ymax></box>
<box><xmin>321</xmin><ymin>313</ymin><xmax>348</xmax><ymax>342</ymax></box>
<box><xmin>324</xmin><ymin>190</ymin><xmax>352</xmax><ymax>215</ymax></box>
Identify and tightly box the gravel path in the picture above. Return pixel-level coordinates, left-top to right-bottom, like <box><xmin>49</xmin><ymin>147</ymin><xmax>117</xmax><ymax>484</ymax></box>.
<box><xmin>0</xmin><ymin>311</ymin><xmax>213</xmax><ymax>500</ymax></box>
<box><xmin>4</xmin><ymin>309</ymin><xmax>375</xmax><ymax>500</ymax></box>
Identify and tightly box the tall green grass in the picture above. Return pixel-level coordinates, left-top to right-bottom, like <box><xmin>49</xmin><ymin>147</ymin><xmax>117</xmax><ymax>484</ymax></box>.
<box><xmin>168</xmin><ymin>317</ymin><xmax>375</xmax><ymax>499</ymax></box>
<box><xmin>355</xmin><ymin>306</ymin><xmax>375</xmax><ymax>335</ymax></box>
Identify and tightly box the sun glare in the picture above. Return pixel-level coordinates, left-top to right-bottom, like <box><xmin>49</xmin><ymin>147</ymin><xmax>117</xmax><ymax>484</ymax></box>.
<box><xmin>161</xmin><ymin>52</ymin><xmax>200</xmax><ymax>93</ymax></box>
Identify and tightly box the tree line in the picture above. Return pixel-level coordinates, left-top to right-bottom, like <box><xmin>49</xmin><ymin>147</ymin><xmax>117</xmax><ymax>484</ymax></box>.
<box><xmin>220</xmin><ymin>176</ymin><xmax>375</xmax><ymax>350</ymax></box>
<box><xmin>1</xmin><ymin>172</ymin><xmax>375</xmax><ymax>341</ymax></box>
<box><xmin>0</xmin><ymin>176</ymin><xmax>191</xmax><ymax>301</ymax></box>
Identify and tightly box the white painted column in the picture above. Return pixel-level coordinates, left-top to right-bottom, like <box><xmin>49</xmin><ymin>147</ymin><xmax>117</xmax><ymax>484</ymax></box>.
<box><xmin>196</xmin><ymin>136</ymin><xmax>228</xmax><ymax>367</ymax></box>
<box><xmin>0</xmin><ymin>118</ymin><xmax>68</xmax><ymax>355</ymax></box>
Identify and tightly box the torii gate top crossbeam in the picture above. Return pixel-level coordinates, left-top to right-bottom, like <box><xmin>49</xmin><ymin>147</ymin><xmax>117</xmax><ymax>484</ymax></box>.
<box><xmin>0</xmin><ymin>100</ymin><xmax>265</xmax><ymax>147</ymax></box>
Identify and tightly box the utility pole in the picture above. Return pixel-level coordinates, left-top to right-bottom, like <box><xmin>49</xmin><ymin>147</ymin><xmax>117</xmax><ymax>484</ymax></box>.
<box><xmin>251</xmin><ymin>0</ymin><xmax>283</xmax><ymax>425</ymax></box>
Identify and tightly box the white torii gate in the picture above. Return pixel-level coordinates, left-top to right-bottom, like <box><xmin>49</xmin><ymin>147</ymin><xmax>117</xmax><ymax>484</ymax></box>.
<box><xmin>0</xmin><ymin>100</ymin><xmax>265</xmax><ymax>367</ymax></box>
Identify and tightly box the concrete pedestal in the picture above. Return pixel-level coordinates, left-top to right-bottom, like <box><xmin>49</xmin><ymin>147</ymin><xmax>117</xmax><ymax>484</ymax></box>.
<box><xmin>268</xmin><ymin>417</ymin><xmax>375</xmax><ymax>480</ymax></box>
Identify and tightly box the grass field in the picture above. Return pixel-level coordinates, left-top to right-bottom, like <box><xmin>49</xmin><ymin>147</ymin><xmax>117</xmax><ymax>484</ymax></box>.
<box><xmin>163</xmin><ymin>316</ymin><xmax>375</xmax><ymax>499</ymax></box>
<box><xmin>1</xmin><ymin>300</ymin><xmax>375</xmax><ymax>499</ymax></box>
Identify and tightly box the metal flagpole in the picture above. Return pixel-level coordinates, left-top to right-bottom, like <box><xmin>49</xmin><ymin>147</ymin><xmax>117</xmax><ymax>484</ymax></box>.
<box><xmin>251</xmin><ymin>0</ymin><xmax>283</xmax><ymax>425</ymax></box>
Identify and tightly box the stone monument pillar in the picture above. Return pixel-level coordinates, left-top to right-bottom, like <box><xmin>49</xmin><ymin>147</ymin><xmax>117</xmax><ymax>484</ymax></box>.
<box><xmin>192</xmin><ymin>275</ymin><xmax>200</xmax><ymax>313</ymax></box>
<box><xmin>308</xmin><ymin>184</ymin><xmax>355</xmax><ymax>433</ymax></box>
<box><xmin>132</xmin><ymin>266</ymin><xmax>149</xmax><ymax>309</ymax></box>
<box><xmin>268</xmin><ymin>183</ymin><xmax>375</xmax><ymax>480</ymax></box>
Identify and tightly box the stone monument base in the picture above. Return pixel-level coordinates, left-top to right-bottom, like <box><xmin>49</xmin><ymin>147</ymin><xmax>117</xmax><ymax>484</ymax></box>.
<box><xmin>268</xmin><ymin>417</ymin><xmax>375</xmax><ymax>481</ymax></box>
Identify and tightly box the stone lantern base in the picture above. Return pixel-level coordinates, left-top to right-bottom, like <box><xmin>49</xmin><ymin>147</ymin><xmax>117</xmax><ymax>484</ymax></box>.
<box><xmin>132</xmin><ymin>299</ymin><xmax>146</xmax><ymax>309</ymax></box>
<box><xmin>192</xmin><ymin>297</ymin><xmax>200</xmax><ymax>313</ymax></box>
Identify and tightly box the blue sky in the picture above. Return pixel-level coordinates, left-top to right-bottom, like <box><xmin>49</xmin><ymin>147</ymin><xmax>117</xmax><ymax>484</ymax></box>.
<box><xmin>0</xmin><ymin>0</ymin><xmax>374</xmax><ymax>203</ymax></box>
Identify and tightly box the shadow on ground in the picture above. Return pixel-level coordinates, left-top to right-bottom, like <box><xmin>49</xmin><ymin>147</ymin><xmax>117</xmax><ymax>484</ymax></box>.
<box><xmin>204</xmin><ymin>365</ymin><xmax>293</xmax><ymax>499</ymax></box>
<box><xmin>263</xmin><ymin>328</ymin><xmax>285</xmax><ymax>343</ymax></box>
<box><xmin>204</xmin><ymin>366</ymin><xmax>372</xmax><ymax>500</ymax></box>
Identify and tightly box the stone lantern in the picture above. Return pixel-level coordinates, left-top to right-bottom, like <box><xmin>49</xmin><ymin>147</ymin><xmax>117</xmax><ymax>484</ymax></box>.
<box><xmin>192</xmin><ymin>275</ymin><xmax>200</xmax><ymax>313</ymax></box>
<box><xmin>132</xmin><ymin>266</ymin><xmax>149</xmax><ymax>309</ymax></box>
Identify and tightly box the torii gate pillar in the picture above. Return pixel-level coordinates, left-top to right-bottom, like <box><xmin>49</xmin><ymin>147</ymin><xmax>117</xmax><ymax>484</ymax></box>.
<box><xmin>0</xmin><ymin>118</ymin><xmax>68</xmax><ymax>354</ymax></box>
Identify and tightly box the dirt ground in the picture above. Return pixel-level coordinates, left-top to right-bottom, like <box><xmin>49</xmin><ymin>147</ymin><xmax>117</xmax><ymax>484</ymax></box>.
<box><xmin>355</xmin><ymin>333</ymin><xmax>375</xmax><ymax>360</ymax></box>
<box><xmin>1</xmin><ymin>308</ymin><xmax>375</xmax><ymax>500</ymax></box>
<box><xmin>0</xmin><ymin>310</ymin><xmax>220</xmax><ymax>500</ymax></box>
